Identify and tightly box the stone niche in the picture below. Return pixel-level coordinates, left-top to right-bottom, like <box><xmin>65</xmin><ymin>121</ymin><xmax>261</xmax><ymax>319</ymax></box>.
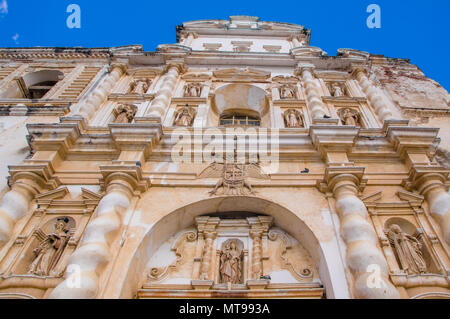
<box><xmin>138</xmin><ymin>213</ymin><xmax>324</xmax><ymax>299</ymax></box>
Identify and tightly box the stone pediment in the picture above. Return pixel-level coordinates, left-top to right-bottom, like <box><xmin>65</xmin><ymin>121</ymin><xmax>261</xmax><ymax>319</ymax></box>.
<box><xmin>337</xmin><ymin>49</ymin><xmax>370</xmax><ymax>60</ymax></box>
<box><xmin>291</xmin><ymin>46</ymin><xmax>325</xmax><ymax>57</ymax></box>
<box><xmin>182</xmin><ymin>73</ymin><xmax>212</xmax><ymax>82</ymax></box>
<box><xmin>213</xmin><ymin>67</ymin><xmax>271</xmax><ymax>82</ymax></box>
<box><xmin>127</xmin><ymin>68</ymin><xmax>162</xmax><ymax>78</ymax></box>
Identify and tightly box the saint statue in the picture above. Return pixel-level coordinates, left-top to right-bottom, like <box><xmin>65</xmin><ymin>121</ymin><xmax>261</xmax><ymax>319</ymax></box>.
<box><xmin>331</xmin><ymin>83</ymin><xmax>345</xmax><ymax>97</ymax></box>
<box><xmin>174</xmin><ymin>105</ymin><xmax>195</xmax><ymax>127</ymax></box>
<box><xmin>28</xmin><ymin>217</ymin><xmax>71</xmax><ymax>277</ymax></box>
<box><xmin>340</xmin><ymin>108</ymin><xmax>359</xmax><ymax>126</ymax></box>
<box><xmin>114</xmin><ymin>104</ymin><xmax>137</xmax><ymax>123</ymax></box>
<box><xmin>284</xmin><ymin>109</ymin><xmax>304</xmax><ymax>128</ymax></box>
<box><xmin>387</xmin><ymin>224</ymin><xmax>427</xmax><ymax>275</ymax></box>
<box><xmin>129</xmin><ymin>79</ymin><xmax>150</xmax><ymax>94</ymax></box>
<box><xmin>280</xmin><ymin>85</ymin><xmax>295</xmax><ymax>99</ymax></box>
<box><xmin>184</xmin><ymin>83</ymin><xmax>202</xmax><ymax>97</ymax></box>
<box><xmin>219</xmin><ymin>240</ymin><xmax>242</xmax><ymax>284</ymax></box>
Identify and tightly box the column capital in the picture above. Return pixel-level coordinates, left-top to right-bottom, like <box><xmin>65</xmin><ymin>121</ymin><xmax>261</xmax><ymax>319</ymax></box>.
<box><xmin>8</xmin><ymin>163</ymin><xmax>61</xmax><ymax>195</ymax></box>
<box><xmin>109</xmin><ymin>63</ymin><xmax>128</xmax><ymax>74</ymax></box>
<box><xmin>350</xmin><ymin>64</ymin><xmax>369</xmax><ymax>76</ymax></box>
<box><xmin>164</xmin><ymin>60</ymin><xmax>187</xmax><ymax>74</ymax></box>
<box><xmin>295</xmin><ymin>63</ymin><xmax>315</xmax><ymax>75</ymax></box>
<box><xmin>317</xmin><ymin>166</ymin><xmax>366</xmax><ymax>195</ymax></box>
<box><xmin>99</xmin><ymin>165</ymin><xmax>150</xmax><ymax>195</ymax></box>
<box><xmin>402</xmin><ymin>165</ymin><xmax>449</xmax><ymax>195</ymax></box>
<box><xmin>181</xmin><ymin>31</ymin><xmax>198</xmax><ymax>39</ymax></box>
<box><xmin>195</xmin><ymin>216</ymin><xmax>220</xmax><ymax>234</ymax></box>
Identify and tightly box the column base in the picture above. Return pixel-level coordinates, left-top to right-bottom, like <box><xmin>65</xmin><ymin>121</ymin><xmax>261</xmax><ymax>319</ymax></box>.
<box><xmin>191</xmin><ymin>280</ymin><xmax>214</xmax><ymax>290</ymax></box>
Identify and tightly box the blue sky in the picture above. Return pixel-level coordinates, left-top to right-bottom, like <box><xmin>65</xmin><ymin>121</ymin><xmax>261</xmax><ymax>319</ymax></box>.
<box><xmin>1</xmin><ymin>0</ymin><xmax>449</xmax><ymax>90</ymax></box>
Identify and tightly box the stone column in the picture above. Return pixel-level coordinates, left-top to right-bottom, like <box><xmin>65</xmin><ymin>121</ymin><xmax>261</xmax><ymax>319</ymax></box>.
<box><xmin>0</xmin><ymin>178</ymin><xmax>40</xmax><ymax>246</ymax></box>
<box><xmin>296</xmin><ymin>64</ymin><xmax>328</xmax><ymax>120</ymax></box>
<box><xmin>50</xmin><ymin>169</ymin><xmax>145</xmax><ymax>299</ymax></box>
<box><xmin>326</xmin><ymin>168</ymin><xmax>400</xmax><ymax>299</ymax></box>
<box><xmin>352</xmin><ymin>66</ymin><xmax>393</xmax><ymax>122</ymax></box>
<box><xmin>407</xmin><ymin>169</ymin><xmax>450</xmax><ymax>244</ymax></box>
<box><xmin>250</xmin><ymin>230</ymin><xmax>263</xmax><ymax>280</ymax></box>
<box><xmin>199</xmin><ymin>231</ymin><xmax>216</xmax><ymax>280</ymax></box>
<box><xmin>145</xmin><ymin>63</ymin><xmax>184</xmax><ymax>120</ymax></box>
<box><xmin>74</xmin><ymin>64</ymin><xmax>126</xmax><ymax>120</ymax></box>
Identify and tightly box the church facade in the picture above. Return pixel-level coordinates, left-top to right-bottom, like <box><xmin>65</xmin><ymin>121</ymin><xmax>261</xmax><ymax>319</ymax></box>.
<box><xmin>0</xmin><ymin>16</ymin><xmax>448</xmax><ymax>299</ymax></box>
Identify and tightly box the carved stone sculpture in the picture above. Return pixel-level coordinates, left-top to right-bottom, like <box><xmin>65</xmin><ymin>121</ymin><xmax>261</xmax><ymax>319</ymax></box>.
<box><xmin>387</xmin><ymin>224</ymin><xmax>427</xmax><ymax>275</ymax></box>
<box><xmin>28</xmin><ymin>217</ymin><xmax>71</xmax><ymax>277</ymax></box>
<box><xmin>284</xmin><ymin>109</ymin><xmax>304</xmax><ymax>128</ymax></box>
<box><xmin>331</xmin><ymin>83</ymin><xmax>345</xmax><ymax>97</ymax></box>
<box><xmin>339</xmin><ymin>108</ymin><xmax>359</xmax><ymax>126</ymax></box>
<box><xmin>198</xmin><ymin>162</ymin><xmax>268</xmax><ymax>196</ymax></box>
<box><xmin>219</xmin><ymin>240</ymin><xmax>243</xmax><ymax>284</ymax></box>
<box><xmin>114</xmin><ymin>104</ymin><xmax>137</xmax><ymax>123</ymax></box>
<box><xmin>174</xmin><ymin>104</ymin><xmax>196</xmax><ymax>127</ymax></box>
<box><xmin>184</xmin><ymin>83</ymin><xmax>202</xmax><ymax>97</ymax></box>
<box><xmin>129</xmin><ymin>78</ymin><xmax>151</xmax><ymax>94</ymax></box>
<box><xmin>280</xmin><ymin>85</ymin><xmax>296</xmax><ymax>99</ymax></box>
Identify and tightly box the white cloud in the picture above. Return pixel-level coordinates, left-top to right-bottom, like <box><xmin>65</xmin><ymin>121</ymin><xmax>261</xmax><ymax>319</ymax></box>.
<box><xmin>12</xmin><ymin>33</ymin><xmax>19</xmax><ymax>44</ymax></box>
<box><xmin>0</xmin><ymin>0</ymin><xmax>7</xmax><ymax>15</ymax></box>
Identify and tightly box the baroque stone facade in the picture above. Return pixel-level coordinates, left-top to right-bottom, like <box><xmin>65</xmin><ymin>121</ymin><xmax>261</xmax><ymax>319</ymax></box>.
<box><xmin>0</xmin><ymin>16</ymin><xmax>448</xmax><ymax>299</ymax></box>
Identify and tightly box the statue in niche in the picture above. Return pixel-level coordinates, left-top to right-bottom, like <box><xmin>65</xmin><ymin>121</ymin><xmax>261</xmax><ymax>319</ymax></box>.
<box><xmin>386</xmin><ymin>224</ymin><xmax>427</xmax><ymax>275</ymax></box>
<box><xmin>219</xmin><ymin>240</ymin><xmax>243</xmax><ymax>284</ymax></box>
<box><xmin>339</xmin><ymin>108</ymin><xmax>360</xmax><ymax>126</ymax></box>
<box><xmin>129</xmin><ymin>78</ymin><xmax>151</xmax><ymax>94</ymax></box>
<box><xmin>114</xmin><ymin>104</ymin><xmax>137</xmax><ymax>123</ymax></box>
<box><xmin>184</xmin><ymin>83</ymin><xmax>202</xmax><ymax>97</ymax></box>
<box><xmin>174</xmin><ymin>104</ymin><xmax>196</xmax><ymax>127</ymax></box>
<box><xmin>279</xmin><ymin>85</ymin><xmax>296</xmax><ymax>99</ymax></box>
<box><xmin>28</xmin><ymin>217</ymin><xmax>71</xmax><ymax>277</ymax></box>
<box><xmin>284</xmin><ymin>109</ymin><xmax>304</xmax><ymax>128</ymax></box>
<box><xmin>331</xmin><ymin>83</ymin><xmax>345</xmax><ymax>97</ymax></box>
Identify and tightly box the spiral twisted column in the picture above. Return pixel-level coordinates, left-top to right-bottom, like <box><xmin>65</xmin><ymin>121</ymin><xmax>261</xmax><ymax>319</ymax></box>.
<box><xmin>74</xmin><ymin>64</ymin><xmax>126</xmax><ymax>120</ymax></box>
<box><xmin>296</xmin><ymin>64</ymin><xmax>328</xmax><ymax>119</ymax></box>
<box><xmin>326</xmin><ymin>169</ymin><xmax>400</xmax><ymax>299</ymax></box>
<box><xmin>50</xmin><ymin>168</ymin><xmax>148</xmax><ymax>299</ymax></box>
<box><xmin>0</xmin><ymin>177</ymin><xmax>42</xmax><ymax>247</ymax></box>
<box><xmin>199</xmin><ymin>231</ymin><xmax>216</xmax><ymax>280</ymax></box>
<box><xmin>405</xmin><ymin>168</ymin><xmax>450</xmax><ymax>244</ymax></box>
<box><xmin>353</xmin><ymin>67</ymin><xmax>393</xmax><ymax>122</ymax></box>
<box><xmin>250</xmin><ymin>230</ymin><xmax>263</xmax><ymax>280</ymax></box>
<box><xmin>145</xmin><ymin>63</ymin><xmax>184</xmax><ymax>120</ymax></box>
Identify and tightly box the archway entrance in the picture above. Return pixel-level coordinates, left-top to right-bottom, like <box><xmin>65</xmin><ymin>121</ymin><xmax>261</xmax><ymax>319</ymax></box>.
<box><xmin>116</xmin><ymin>196</ymin><xmax>347</xmax><ymax>299</ymax></box>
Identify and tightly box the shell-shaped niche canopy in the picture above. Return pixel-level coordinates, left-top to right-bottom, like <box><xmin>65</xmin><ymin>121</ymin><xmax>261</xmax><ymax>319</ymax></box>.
<box><xmin>214</xmin><ymin>83</ymin><xmax>268</xmax><ymax>119</ymax></box>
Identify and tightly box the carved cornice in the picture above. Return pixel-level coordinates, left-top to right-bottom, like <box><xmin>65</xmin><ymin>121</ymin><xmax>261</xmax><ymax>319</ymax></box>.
<box><xmin>337</xmin><ymin>49</ymin><xmax>370</xmax><ymax>60</ymax></box>
<box><xmin>26</xmin><ymin>120</ymin><xmax>82</xmax><ymax>158</ymax></box>
<box><xmin>291</xmin><ymin>47</ymin><xmax>325</xmax><ymax>58</ymax></box>
<box><xmin>386</xmin><ymin>126</ymin><xmax>440</xmax><ymax>158</ymax></box>
<box><xmin>108</xmin><ymin>122</ymin><xmax>162</xmax><ymax>158</ymax></box>
<box><xmin>309</xmin><ymin>125</ymin><xmax>359</xmax><ymax>159</ymax></box>
<box><xmin>213</xmin><ymin>67</ymin><xmax>271</xmax><ymax>82</ymax></box>
<box><xmin>0</xmin><ymin>49</ymin><xmax>111</xmax><ymax>61</ymax></box>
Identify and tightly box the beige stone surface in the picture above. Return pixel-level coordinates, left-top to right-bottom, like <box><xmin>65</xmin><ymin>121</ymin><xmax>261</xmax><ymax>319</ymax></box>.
<box><xmin>0</xmin><ymin>16</ymin><xmax>448</xmax><ymax>299</ymax></box>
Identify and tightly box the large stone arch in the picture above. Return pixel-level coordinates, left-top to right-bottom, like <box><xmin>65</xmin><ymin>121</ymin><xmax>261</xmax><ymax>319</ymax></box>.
<box><xmin>112</xmin><ymin>196</ymin><xmax>350</xmax><ymax>299</ymax></box>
